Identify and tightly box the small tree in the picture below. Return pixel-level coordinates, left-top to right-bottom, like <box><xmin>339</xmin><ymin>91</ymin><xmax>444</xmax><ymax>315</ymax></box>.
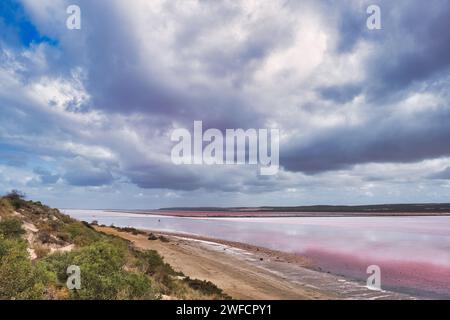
<box><xmin>5</xmin><ymin>190</ymin><xmax>26</xmax><ymax>200</ymax></box>
<box><xmin>4</xmin><ymin>190</ymin><xmax>26</xmax><ymax>209</ymax></box>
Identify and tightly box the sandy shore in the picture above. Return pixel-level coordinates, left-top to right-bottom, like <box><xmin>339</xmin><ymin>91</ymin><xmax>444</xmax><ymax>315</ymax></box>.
<box><xmin>96</xmin><ymin>226</ymin><xmax>414</xmax><ymax>300</ymax></box>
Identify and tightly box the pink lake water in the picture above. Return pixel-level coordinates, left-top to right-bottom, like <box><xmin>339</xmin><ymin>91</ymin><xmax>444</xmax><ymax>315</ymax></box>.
<box><xmin>65</xmin><ymin>210</ymin><xmax>450</xmax><ymax>299</ymax></box>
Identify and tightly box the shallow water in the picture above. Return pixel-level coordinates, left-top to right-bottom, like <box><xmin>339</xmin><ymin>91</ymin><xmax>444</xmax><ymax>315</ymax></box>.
<box><xmin>64</xmin><ymin>210</ymin><xmax>450</xmax><ymax>299</ymax></box>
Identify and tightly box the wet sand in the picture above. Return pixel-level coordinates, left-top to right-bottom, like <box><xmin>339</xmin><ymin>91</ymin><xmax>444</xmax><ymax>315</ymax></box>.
<box><xmin>96</xmin><ymin>226</ymin><xmax>414</xmax><ymax>300</ymax></box>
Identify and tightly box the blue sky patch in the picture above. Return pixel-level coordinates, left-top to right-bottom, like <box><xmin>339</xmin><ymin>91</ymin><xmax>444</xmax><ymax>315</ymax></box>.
<box><xmin>0</xmin><ymin>0</ymin><xmax>57</xmax><ymax>47</ymax></box>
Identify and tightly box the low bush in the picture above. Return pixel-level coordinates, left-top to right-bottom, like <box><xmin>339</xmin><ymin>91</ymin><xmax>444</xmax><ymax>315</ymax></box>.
<box><xmin>117</xmin><ymin>226</ymin><xmax>147</xmax><ymax>235</ymax></box>
<box><xmin>37</xmin><ymin>230</ymin><xmax>52</xmax><ymax>244</ymax></box>
<box><xmin>138</xmin><ymin>249</ymin><xmax>179</xmax><ymax>277</ymax></box>
<box><xmin>0</xmin><ymin>236</ymin><xmax>54</xmax><ymax>299</ymax></box>
<box><xmin>81</xmin><ymin>221</ymin><xmax>95</xmax><ymax>230</ymax></box>
<box><xmin>56</xmin><ymin>231</ymin><xmax>71</xmax><ymax>243</ymax></box>
<box><xmin>133</xmin><ymin>249</ymin><xmax>183</xmax><ymax>292</ymax></box>
<box><xmin>42</xmin><ymin>241</ymin><xmax>157</xmax><ymax>300</ymax></box>
<box><xmin>61</xmin><ymin>221</ymin><xmax>102</xmax><ymax>246</ymax></box>
<box><xmin>158</xmin><ymin>235</ymin><xmax>170</xmax><ymax>243</ymax></box>
<box><xmin>183</xmin><ymin>277</ymin><xmax>230</xmax><ymax>298</ymax></box>
<box><xmin>34</xmin><ymin>244</ymin><xmax>51</xmax><ymax>258</ymax></box>
<box><xmin>148</xmin><ymin>233</ymin><xmax>158</xmax><ymax>240</ymax></box>
<box><xmin>0</xmin><ymin>218</ymin><xmax>25</xmax><ymax>239</ymax></box>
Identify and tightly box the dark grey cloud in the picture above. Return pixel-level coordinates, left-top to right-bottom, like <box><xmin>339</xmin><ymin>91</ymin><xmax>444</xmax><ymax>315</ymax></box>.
<box><xmin>33</xmin><ymin>167</ymin><xmax>60</xmax><ymax>184</ymax></box>
<box><xmin>366</xmin><ymin>0</ymin><xmax>450</xmax><ymax>99</ymax></box>
<box><xmin>126</xmin><ymin>165</ymin><xmax>205</xmax><ymax>191</ymax></box>
<box><xmin>316</xmin><ymin>0</ymin><xmax>450</xmax><ymax>105</ymax></box>
<box><xmin>62</xmin><ymin>158</ymin><xmax>114</xmax><ymax>187</ymax></box>
<box><xmin>319</xmin><ymin>84</ymin><xmax>362</xmax><ymax>104</ymax></box>
<box><xmin>282</xmin><ymin>103</ymin><xmax>450</xmax><ymax>174</ymax></box>
<box><xmin>332</xmin><ymin>1</ymin><xmax>370</xmax><ymax>53</ymax></box>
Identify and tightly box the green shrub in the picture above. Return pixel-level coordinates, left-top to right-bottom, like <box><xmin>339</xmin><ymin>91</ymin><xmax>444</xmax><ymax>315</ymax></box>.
<box><xmin>118</xmin><ymin>272</ymin><xmax>157</xmax><ymax>299</ymax></box>
<box><xmin>138</xmin><ymin>249</ymin><xmax>178</xmax><ymax>277</ymax></box>
<box><xmin>117</xmin><ymin>226</ymin><xmax>147</xmax><ymax>235</ymax></box>
<box><xmin>42</xmin><ymin>241</ymin><xmax>157</xmax><ymax>300</ymax></box>
<box><xmin>133</xmin><ymin>249</ymin><xmax>183</xmax><ymax>291</ymax></box>
<box><xmin>56</xmin><ymin>231</ymin><xmax>71</xmax><ymax>243</ymax></box>
<box><xmin>0</xmin><ymin>236</ymin><xmax>54</xmax><ymax>299</ymax></box>
<box><xmin>183</xmin><ymin>277</ymin><xmax>229</xmax><ymax>298</ymax></box>
<box><xmin>61</xmin><ymin>221</ymin><xmax>102</xmax><ymax>246</ymax></box>
<box><xmin>0</xmin><ymin>218</ymin><xmax>25</xmax><ymax>239</ymax></box>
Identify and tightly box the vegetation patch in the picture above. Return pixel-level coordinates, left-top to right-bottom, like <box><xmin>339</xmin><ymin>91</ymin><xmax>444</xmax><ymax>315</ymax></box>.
<box><xmin>0</xmin><ymin>218</ymin><xmax>26</xmax><ymax>239</ymax></box>
<box><xmin>183</xmin><ymin>277</ymin><xmax>231</xmax><ymax>299</ymax></box>
<box><xmin>0</xmin><ymin>191</ymin><xmax>229</xmax><ymax>300</ymax></box>
<box><xmin>158</xmin><ymin>235</ymin><xmax>170</xmax><ymax>243</ymax></box>
<box><xmin>42</xmin><ymin>241</ymin><xmax>157</xmax><ymax>300</ymax></box>
<box><xmin>148</xmin><ymin>233</ymin><xmax>158</xmax><ymax>240</ymax></box>
<box><xmin>113</xmin><ymin>226</ymin><xmax>147</xmax><ymax>235</ymax></box>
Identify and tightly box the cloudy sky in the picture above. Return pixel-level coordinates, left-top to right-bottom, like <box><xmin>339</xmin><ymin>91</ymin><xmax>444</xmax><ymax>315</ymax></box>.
<box><xmin>1</xmin><ymin>0</ymin><xmax>450</xmax><ymax>209</ymax></box>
